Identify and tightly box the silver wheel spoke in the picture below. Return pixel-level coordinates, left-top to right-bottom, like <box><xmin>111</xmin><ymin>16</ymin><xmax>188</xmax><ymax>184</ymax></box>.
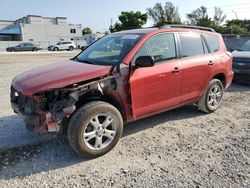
<box><xmin>208</xmin><ymin>99</ymin><xmax>213</xmax><ymax>105</ymax></box>
<box><xmin>216</xmin><ymin>92</ymin><xmax>221</xmax><ymax>97</ymax></box>
<box><xmin>102</xmin><ymin>115</ymin><xmax>113</xmax><ymax>128</ymax></box>
<box><xmin>212</xmin><ymin>99</ymin><xmax>216</xmax><ymax>106</ymax></box>
<box><xmin>214</xmin><ymin>98</ymin><xmax>219</xmax><ymax>105</ymax></box>
<box><xmin>213</xmin><ymin>85</ymin><xmax>218</xmax><ymax>93</ymax></box>
<box><xmin>209</xmin><ymin>91</ymin><xmax>214</xmax><ymax>97</ymax></box>
<box><xmin>84</xmin><ymin>131</ymin><xmax>96</xmax><ymax>141</ymax></box>
<box><xmin>104</xmin><ymin>129</ymin><xmax>116</xmax><ymax>140</ymax></box>
<box><xmin>94</xmin><ymin>136</ymin><xmax>103</xmax><ymax>149</ymax></box>
<box><xmin>90</xmin><ymin>115</ymin><xmax>100</xmax><ymax>129</ymax></box>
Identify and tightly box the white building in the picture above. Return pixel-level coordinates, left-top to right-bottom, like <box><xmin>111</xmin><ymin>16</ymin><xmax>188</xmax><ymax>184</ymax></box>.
<box><xmin>0</xmin><ymin>15</ymin><xmax>83</xmax><ymax>49</ymax></box>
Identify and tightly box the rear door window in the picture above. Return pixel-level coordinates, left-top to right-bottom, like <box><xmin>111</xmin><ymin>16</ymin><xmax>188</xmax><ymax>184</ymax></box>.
<box><xmin>204</xmin><ymin>34</ymin><xmax>220</xmax><ymax>52</ymax></box>
<box><xmin>179</xmin><ymin>33</ymin><xmax>204</xmax><ymax>57</ymax></box>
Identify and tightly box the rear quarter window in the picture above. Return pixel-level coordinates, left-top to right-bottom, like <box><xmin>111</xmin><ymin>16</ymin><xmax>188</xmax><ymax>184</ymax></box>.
<box><xmin>204</xmin><ymin>34</ymin><xmax>220</xmax><ymax>52</ymax></box>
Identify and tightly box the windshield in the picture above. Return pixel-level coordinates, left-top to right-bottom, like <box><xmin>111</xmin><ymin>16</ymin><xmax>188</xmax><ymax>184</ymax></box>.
<box><xmin>75</xmin><ymin>33</ymin><xmax>143</xmax><ymax>66</ymax></box>
<box><xmin>239</xmin><ymin>40</ymin><xmax>250</xmax><ymax>51</ymax></box>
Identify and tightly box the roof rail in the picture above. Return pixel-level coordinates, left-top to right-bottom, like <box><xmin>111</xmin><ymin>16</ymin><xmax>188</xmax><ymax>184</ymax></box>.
<box><xmin>160</xmin><ymin>25</ymin><xmax>215</xmax><ymax>32</ymax></box>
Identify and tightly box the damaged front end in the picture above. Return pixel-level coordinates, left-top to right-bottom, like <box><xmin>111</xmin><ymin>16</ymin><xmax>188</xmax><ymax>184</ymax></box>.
<box><xmin>10</xmin><ymin>76</ymin><xmax>115</xmax><ymax>134</ymax></box>
<box><xmin>10</xmin><ymin>86</ymin><xmax>78</xmax><ymax>134</ymax></box>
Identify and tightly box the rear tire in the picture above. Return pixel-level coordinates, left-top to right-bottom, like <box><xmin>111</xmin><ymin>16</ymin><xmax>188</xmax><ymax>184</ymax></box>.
<box><xmin>67</xmin><ymin>101</ymin><xmax>123</xmax><ymax>158</ymax></box>
<box><xmin>69</xmin><ymin>46</ymin><xmax>74</xmax><ymax>51</ymax></box>
<box><xmin>197</xmin><ymin>79</ymin><xmax>224</xmax><ymax>113</ymax></box>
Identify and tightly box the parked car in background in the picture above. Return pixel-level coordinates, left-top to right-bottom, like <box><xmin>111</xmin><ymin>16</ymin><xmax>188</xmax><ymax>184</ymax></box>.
<box><xmin>81</xmin><ymin>46</ymin><xmax>88</xmax><ymax>51</ymax></box>
<box><xmin>48</xmin><ymin>42</ymin><xmax>76</xmax><ymax>51</ymax></box>
<box><xmin>11</xmin><ymin>25</ymin><xmax>233</xmax><ymax>158</ymax></box>
<box><xmin>232</xmin><ymin>40</ymin><xmax>250</xmax><ymax>84</ymax></box>
<box><xmin>6</xmin><ymin>43</ymin><xmax>41</xmax><ymax>52</ymax></box>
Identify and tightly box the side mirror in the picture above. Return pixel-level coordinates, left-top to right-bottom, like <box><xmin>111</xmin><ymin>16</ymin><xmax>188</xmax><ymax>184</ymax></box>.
<box><xmin>135</xmin><ymin>56</ymin><xmax>155</xmax><ymax>68</ymax></box>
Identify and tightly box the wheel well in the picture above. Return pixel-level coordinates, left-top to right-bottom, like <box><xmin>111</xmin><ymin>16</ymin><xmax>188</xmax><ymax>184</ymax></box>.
<box><xmin>77</xmin><ymin>92</ymin><xmax>124</xmax><ymax>117</ymax></box>
<box><xmin>61</xmin><ymin>91</ymin><xmax>124</xmax><ymax>134</ymax></box>
<box><xmin>213</xmin><ymin>73</ymin><xmax>226</xmax><ymax>88</ymax></box>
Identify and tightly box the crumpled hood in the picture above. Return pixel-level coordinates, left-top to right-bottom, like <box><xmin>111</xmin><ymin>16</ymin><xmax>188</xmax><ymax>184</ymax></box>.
<box><xmin>12</xmin><ymin>60</ymin><xmax>112</xmax><ymax>96</ymax></box>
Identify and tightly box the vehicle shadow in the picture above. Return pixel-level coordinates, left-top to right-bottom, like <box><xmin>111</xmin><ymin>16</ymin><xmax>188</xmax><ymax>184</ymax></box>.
<box><xmin>0</xmin><ymin>105</ymin><xmax>204</xmax><ymax>180</ymax></box>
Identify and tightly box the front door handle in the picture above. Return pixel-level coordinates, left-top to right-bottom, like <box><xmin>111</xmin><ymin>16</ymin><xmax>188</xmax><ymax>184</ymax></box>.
<box><xmin>172</xmin><ymin>67</ymin><xmax>180</xmax><ymax>73</ymax></box>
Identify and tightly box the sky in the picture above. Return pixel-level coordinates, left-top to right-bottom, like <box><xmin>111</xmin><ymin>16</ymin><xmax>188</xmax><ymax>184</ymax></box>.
<box><xmin>1</xmin><ymin>0</ymin><xmax>250</xmax><ymax>32</ymax></box>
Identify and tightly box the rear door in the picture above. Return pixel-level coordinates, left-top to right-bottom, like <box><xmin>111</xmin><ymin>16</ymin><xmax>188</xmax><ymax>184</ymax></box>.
<box><xmin>178</xmin><ymin>33</ymin><xmax>214</xmax><ymax>102</ymax></box>
<box><xmin>28</xmin><ymin>43</ymin><xmax>35</xmax><ymax>51</ymax></box>
<box><xmin>130</xmin><ymin>33</ymin><xmax>182</xmax><ymax>117</ymax></box>
<box><xmin>25</xmin><ymin>43</ymin><xmax>32</xmax><ymax>51</ymax></box>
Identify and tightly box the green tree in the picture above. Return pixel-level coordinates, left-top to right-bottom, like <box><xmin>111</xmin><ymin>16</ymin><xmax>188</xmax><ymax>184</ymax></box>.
<box><xmin>213</xmin><ymin>23</ymin><xmax>248</xmax><ymax>35</ymax></box>
<box><xmin>226</xmin><ymin>19</ymin><xmax>250</xmax><ymax>32</ymax></box>
<box><xmin>147</xmin><ymin>2</ymin><xmax>181</xmax><ymax>27</ymax></box>
<box><xmin>109</xmin><ymin>11</ymin><xmax>147</xmax><ymax>33</ymax></box>
<box><xmin>186</xmin><ymin>6</ymin><xmax>213</xmax><ymax>27</ymax></box>
<box><xmin>187</xmin><ymin>6</ymin><xmax>248</xmax><ymax>34</ymax></box>
<box><xmin>228</xmin><ymin>24</ymin><xmax>247</xmax><ymax>34</ymax></box>
<box><xmin>82</xmin><ymin>27</ymin><xmax>92</xmax><ymax>35</ymax></box>
<box><xmin>213</xmin><ymin>7</ymin><xmax>226</xmax><ymax>26</ymax></box>
<box><xmin>104</xmin><ymin>31</ymin><xmax>110</xmax><ymax>35</ymax></box>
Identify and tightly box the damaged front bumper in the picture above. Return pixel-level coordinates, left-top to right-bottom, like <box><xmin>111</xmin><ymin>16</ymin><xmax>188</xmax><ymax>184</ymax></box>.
<box><xmin>10</xmin><ymin>86</ymin><xmax>77</xmax><ymax>134</ymax></box>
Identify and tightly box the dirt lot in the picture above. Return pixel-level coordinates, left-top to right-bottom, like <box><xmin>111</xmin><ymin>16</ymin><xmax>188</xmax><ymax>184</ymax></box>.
<box><xmin>0</xmin><ymin>52</ymin><xmax>249</xmax><ymax>187</ymax></box>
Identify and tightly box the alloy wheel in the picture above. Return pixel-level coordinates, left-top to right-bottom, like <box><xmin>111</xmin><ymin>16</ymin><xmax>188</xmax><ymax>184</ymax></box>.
<box><xmin>83</xmin><ymin>114</ymin><xmax>117</xmax><ymax>151</ymax></box>
<box><xmin>207</xmin><ymin>84</ymin><xmax>222</xmax><ymax>109</ymax></box>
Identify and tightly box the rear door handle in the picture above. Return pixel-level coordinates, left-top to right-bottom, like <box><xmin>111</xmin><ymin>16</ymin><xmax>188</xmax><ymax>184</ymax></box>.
<box><xmin>172</xmin><ymin>67</ymin><xmax>180</xmax><ymax>73</ymax></box>
<box><xmin>208</xmin><ymin>60</ymin><xmax>214</xmax><ymax>65</ymax></box>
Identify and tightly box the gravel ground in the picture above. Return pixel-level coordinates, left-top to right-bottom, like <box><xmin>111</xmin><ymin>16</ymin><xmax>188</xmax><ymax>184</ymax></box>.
<box><xmin>0</xmin><ymin>52</ymin><xmax>249</xmax><ymax>187</ymax></box>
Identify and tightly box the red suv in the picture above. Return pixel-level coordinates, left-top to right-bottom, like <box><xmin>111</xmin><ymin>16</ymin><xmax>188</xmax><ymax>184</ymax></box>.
<box><xmin>11</xmin><ymin>25</ymin><xmax>233</xmax><ymax>158</ymax></box>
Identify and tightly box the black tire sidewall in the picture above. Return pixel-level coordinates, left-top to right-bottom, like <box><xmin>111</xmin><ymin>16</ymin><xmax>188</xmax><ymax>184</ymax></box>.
<box><xmin>68</xmin><ymin>102</ymin><xmax>123</xmax><ymax>158</ymax></box>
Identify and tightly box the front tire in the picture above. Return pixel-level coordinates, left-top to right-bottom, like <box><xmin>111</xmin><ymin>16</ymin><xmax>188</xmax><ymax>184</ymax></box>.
<box><xmin>197</xmin><ymin>79</ymin><xmax>224</xmax><ymax>113</ymax></box>
<box><xmin>69</xmin><ymin>46</ymin><xmax>74</xmax><ymax>51</ymax></box>
<box><xmin>54</xmin><ymin>47</ymin><xmax>59</xmax><ymax>51</ymax></box>
<box><xmin>67</xmin><ymin>101</ymin><xmax>123</xmax><ymax>158</ymax></box>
